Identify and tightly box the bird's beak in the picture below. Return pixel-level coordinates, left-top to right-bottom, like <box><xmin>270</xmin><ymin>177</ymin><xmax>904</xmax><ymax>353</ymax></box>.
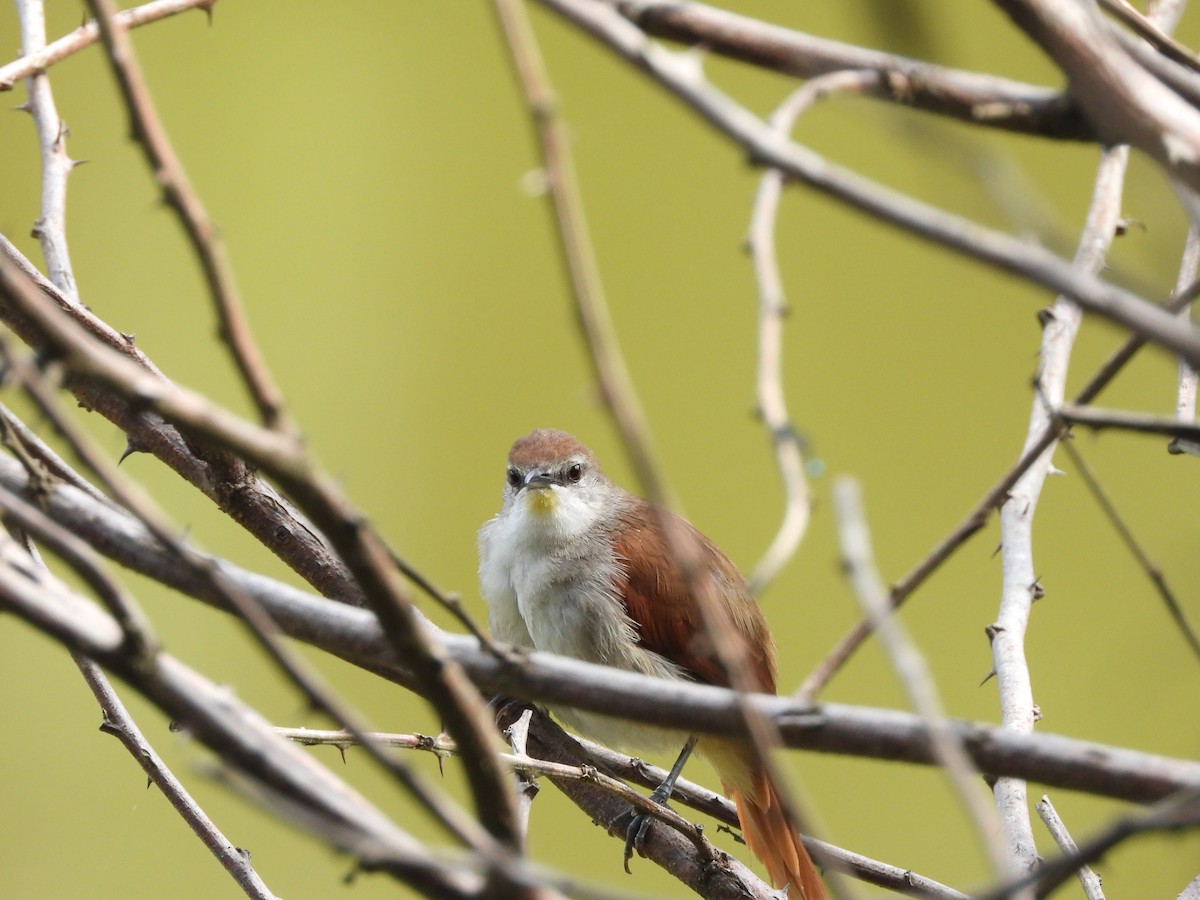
<box><xmin>521</xmin><ymin>470</ymin><xmax>558</xmax><ymax>515</ymax></box>
<box><xmin>522</xmin><ymin>471</ymin><xmax>556</xmax><ymax>490</ymax></box>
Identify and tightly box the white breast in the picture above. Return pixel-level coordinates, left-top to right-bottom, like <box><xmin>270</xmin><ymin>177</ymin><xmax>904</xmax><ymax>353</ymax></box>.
<box><xmin>478</xmin><ymin>487</ymin><xmax>688</xmax><ymax>750</ymax></box>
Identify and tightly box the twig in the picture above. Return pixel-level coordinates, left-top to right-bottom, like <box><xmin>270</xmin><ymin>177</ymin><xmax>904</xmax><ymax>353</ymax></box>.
<box><xmin>991</xmin><ymin>0</ymin><xmax>1200</xmax><ymax>192</ymax></box>
<box><xmin>0</xmin><ymin>478</ymin><xmax>157</xmax><ymax>658</ymax></box>
<box><xmin>1054</xmin><ymin>429</ymin><xmax>1200</xmax><ymax>663</ymax></box>
<box><xmin>279</xmin><ymin>725</ymin><xmax>970</xmax><ymax>898</ymax></box>
<box><xmin>746</xmin><ymin>70</ymin><xmax>880</xmax><ymax>596</ymax></box>
<box><xmin>832</xmin><ymin>476</ymin><xmax>1008</xmax><ymax>876</ymax></box>
<box><xmin>538</xmin><ymin>0</ymin><xmax>1200</xmax><ymax>366</ymax></box>
<box><xmin>1035</xmin><ymin>795</ymin><xmax>1104</xmax><ymax>900</ymax></box>
<box><xmin>0</xmin><ymin>542</ymin><xmax>477</xmax><ymax>896</ymax></box>
<box><xmin>976</xmin><ymin>786</ymin><xmax>1200</xmax><ymax>900</ymax></box>
<box><xmin>84</xmin><ymin>0</ymin><xmax>291</xmax><ymax>434</ymax></box>
<box><xmin>0</xmin><ymin>234</ymin><xmax>363</xmax><ymax>607</ymax></box>
<box><xmin>280</xmin><ymin>722</ymin><xmax>712</xmax><ymax>861</ymax></box>
<box><xmin>3</xmin><ymin>452</ymin><xmax>1199</xmax><ymax>806</ymax></box>
<box><xmin>0</xmin><ymin>329</ymin><xmax>501</xmax><ymax>859</ymax></box>
<box><xmin>505</xmin><ymin>709</ymin><xmax>540</xmax><ymax>851</ymax></box>
<box><xmin>14</xmin><ymin>0</ymin><xmax>81</xmax><ymax>304</ymax></box>
<box><xmin>798</xmin><ymin>156</ymin><xmax>1172</xmax><ymax>703</ymax></box>
<box><xmin>0</xmin><ymin>0</ymin><xmax>213</xmax><ymax>91</ymax></box>
<box><xmin>0</xmin><ymin>249</ymin><xmax>523</xmax><ymax>860</ymax></box>
<box><xmin>491</xmin><ymin>0</ymin><xmax>670</xmax><ymax>505</ymax></box>
<box><xmin>1171</xmin><ymin>223</ymin><xmax>1200</xmax><ymax>456</ymax></box>
<box><xmin>613</xmin><ymin>0</ymin><xmax>1091</xmax><ymax>140</ymax></box>
<box><xmin>0</xmin><ymin>404</ymin><xmax>110</xmax><ymax>504</ymax></box>
<box><xmin>491</xmin><ymin>5</ymin><xmax>811</xmax><ymax>888</ymax></box>
<box><xmin>1097</xmin><ymin>0</ymin><xmax>1200</xmax><ymax>74</ymax></box>
<box><xmin>989</xmin><ymin>142</ymin><xmax>1130</xmax><ymax>882</ymax></box>
<box><xmin>1060</xmin><ymin>402</ymin><xmax>1200</xmax><ymax>441</ymax></box>
<box><xmin>77</xmin><ymin>657</ymin><xmax>280</xmax><ymax>900</ymax></box>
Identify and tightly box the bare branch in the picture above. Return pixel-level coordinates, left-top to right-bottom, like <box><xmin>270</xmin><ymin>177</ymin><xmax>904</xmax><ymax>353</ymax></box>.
<box><xmin>746</xmin><ymin>71</ymin><xmax>881</xmax><ymax>595</ymax></box>
<box><xmin>977</xmin><ymin>787</ymin><xmax>1200</xmax><ymax>900</ymax></box>
<box><xmin>0</xmin><ymin>0</ymin><xmax>214</xmax><ymax>91</ymax></box>
<box><xmin>0</xmin><ymin>541</ymin><xmax>478</xmax><ymax>896</ymax></box>
<box><xmin>83</xmin><ymin>0</ymin><xmax>292</xmax><ymax>434</ymax></box>
<box><xmin>1172</xmin><ymin>224</ymin><xmax>1200</xmax><ymax>456</ymax></box>
<box><xmin>1053</xmin><ymin>428</ymin><xmax>1200</xmax><ymax>663</ymax></box>
<box><xmin>0</xmin><ymin>242</ymin><xmax>522</xmax><ymax>856</ymax></box>
<box><xmin>833</xmin><ymin>476</ymin><xmax>1007</xmax><ymax>876</ymax></box>
<box><xmin>992</xmin><ymin>0</ymin><xmax>1200</xmax><ymax>192</ymax></box>
<box><xmin>988</xmin><ymin>141</ymin><xmax>1130</xmax><ymax>880</ymax></box>
<box><xmin>0</xmin><ymin>233</ymin><xmax>362</xmax><ymax>606</ymax></box>
<box><xmin>14</xmin><ymin>0</ymin><xmax>81</xmax><ymax>303</ymax></box>
<box><xmin>1</xmin><ymin>441</ymin><xmax>1193</xmax><ymax>816</ymax></box>
<box><xmin>77</xmin><ymin>658</ymin><xmax>280</xmax><ymax>900</ymax></box>
<box><xmin>613</xmin><ymin>0</ymin><xmax>1091</xmax><ymax>139</ymax></box>
<box><xmin>491</xmin><ymin>0</ymin><xmax>671</xmax><ymax>505</ymax></box>
<box><xmin>538</xmin><ymin>0</ymin><xmax>1200</xmax><ymax>367</ymax></box>
<box><xmin>1099</xmin><ymin>0</ymin><xmax>1199</xmax><ymax>74</ymax></box>
<box><xmin>1035</xmin><ymin>794</ymin><xmax>1104</xmax><ymax>900</ymax></box>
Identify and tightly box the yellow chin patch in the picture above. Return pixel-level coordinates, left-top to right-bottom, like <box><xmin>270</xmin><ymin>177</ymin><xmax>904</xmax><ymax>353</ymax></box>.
<box><xmin>525</xmin><ymin>487</ymin><xmax>558</xmax><ymax>516</ymax></box>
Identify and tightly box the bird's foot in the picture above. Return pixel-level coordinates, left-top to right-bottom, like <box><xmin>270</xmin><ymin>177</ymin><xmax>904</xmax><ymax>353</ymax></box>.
<box><xmin>615</xmin><ymin>781</ymin><xmax>675</xmax><ymax>874</ymax></box>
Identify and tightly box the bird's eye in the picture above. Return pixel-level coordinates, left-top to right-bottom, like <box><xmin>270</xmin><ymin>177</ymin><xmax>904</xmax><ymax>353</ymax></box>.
<box><xmin>506</xmin><ymin>467</ymin><xmax>521</xmax><ymax>489</ymax></box>
<box><xmin>566</xmin><ymin>463</ymin><xmax>583</xmax><ymax>483</ymax></box>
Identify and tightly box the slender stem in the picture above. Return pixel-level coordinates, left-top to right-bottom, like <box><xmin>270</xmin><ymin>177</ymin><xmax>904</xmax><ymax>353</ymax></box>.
<box><xmin>1035</xmin><ymin>795</ymin><xmax>1104</xmax><ymax>900</ymax></box>
<box><xmin>491</xmin><ymin>0</ymin><xmax>670</xmax><ymax>505</ymax></box>
<box><xmin>746</xmin><ymin>71</ymin><xmax>880</xmax><ymax>596</ymax></box>
<box><xmin>14</xmin><ymin>0</ymin><xmax>80</xmax><ymax>304</ymax></box>
<box><xmin>77</xmin><ymin>657</ymin><xmax>280</xmax><ymax>900</ymax></box>
<box><xmin>0</xmin><ymin>0</ymin><xmax>214</xmax><ymax>91</ymax></box>
<box><xmin>84</xmin><ymin>0</ymin><xmax>292</xmax><ymax>434</ymax></box>
<box><xmin>833</xmin><ymin>477</ymin><xmax>1008</xmax><ymax>876</ymax></box>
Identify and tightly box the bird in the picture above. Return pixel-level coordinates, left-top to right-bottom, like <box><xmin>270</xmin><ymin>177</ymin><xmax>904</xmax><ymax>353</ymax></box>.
<box><xmin>478</xmin><ymin>428</ymin><xmax>826</xmax><ymax>897</ymax></box>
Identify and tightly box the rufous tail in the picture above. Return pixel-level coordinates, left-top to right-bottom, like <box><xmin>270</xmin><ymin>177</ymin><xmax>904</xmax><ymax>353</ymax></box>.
<box><xmin>725</xmin><ymin>776</ymin><xmax>827</xmax><ymax>899</ymax></box>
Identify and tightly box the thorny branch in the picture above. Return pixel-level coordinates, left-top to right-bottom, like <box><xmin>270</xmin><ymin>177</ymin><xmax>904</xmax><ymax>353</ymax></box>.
<box><xmin>4</xmin><ymin>0</ymin><xmax>1200</xmax><ymax>896</ymax></box>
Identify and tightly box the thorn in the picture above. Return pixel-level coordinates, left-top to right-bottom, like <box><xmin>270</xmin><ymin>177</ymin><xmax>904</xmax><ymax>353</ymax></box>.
<box><xmin>984</xmin><ymin>623</ymin><xmax>1002</xmax><ymax>642</ymax></box>
<box><xmin>1114</xmin><ymin>217</ymin><xmax>1144</xmax><ymax>237</ymax></box>
<box><xmin>337</xmin><ymin>745</ymin><xmax>347</xmax><ymax>765</ymax></box>
<box><xmin>1029</xmin><ymin>578</ymin><xmax>1045</xmax><ymax>601</ymax></box>
<box><xmin>146</xmin><ymin>776</ymin><xmax>153</xmax><ymax>790</ymax></box>
<box><xmin>1032</xmin><ymin>704</ymin><xmax>1043</xmax><ymax>723</ymax></box>
<box><xmin>717</xmin><ymin>823</ymin><xmax>746</xmax><ymax>844</ymax></box>
<box><xmin>979</xmin><ymin>668</ymin><xmax>996</xmax><ymax>687</ymax></box>
<box><xmin>68</xmin><ymin>157</ymin><xmax>90</xmax><ymax>170</ymax></box>
<box><xmin>1036</xmin><ymin>308</ymin><xmax>1056</xmax><ymax>328</ymax></box>
<box><xmin>1047</xmin><ymin>464</ymin><xmax>1066</xmax><ymax>476</ymax></box>
<box><xmin>118</xmin><ymin>440</ymin><xmax>142</xmax><ymax>465</ymax></box>
<box><xmin>13</xmin><ymin>100</ymin><xmax>31</xmax><ymax>114</ymax></box>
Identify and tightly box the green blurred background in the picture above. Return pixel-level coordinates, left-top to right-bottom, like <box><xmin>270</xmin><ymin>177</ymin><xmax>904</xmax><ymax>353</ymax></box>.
<box><xmin>1</xmin><ymin>2</ymin><xmax>1198</xmax><ymax>897</ymax></box>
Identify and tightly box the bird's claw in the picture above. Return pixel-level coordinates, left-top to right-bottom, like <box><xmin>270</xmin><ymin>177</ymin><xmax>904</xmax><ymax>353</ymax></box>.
<box><xmin>617</xmin><ymin>785</ymin><xmax>673</xmax><ymax>873</ymax></box>
<box><xmin>622</xmin><ymin>811</ymin><xmax>656</xmax><ymax>873</ymax></box>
